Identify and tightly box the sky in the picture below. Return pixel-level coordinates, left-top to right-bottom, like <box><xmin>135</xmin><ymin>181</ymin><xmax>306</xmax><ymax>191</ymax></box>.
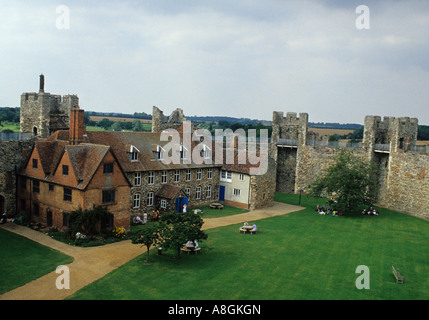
<box><xmin>1</xmin><ymin>0</ymin><xmax>429</xmax><ymax>125</ymax></box>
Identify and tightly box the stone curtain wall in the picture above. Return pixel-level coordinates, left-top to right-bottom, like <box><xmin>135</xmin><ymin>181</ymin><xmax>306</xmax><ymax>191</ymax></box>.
<box><xmin>0</xmin><ymin>139</ymin><xmax>35</xmax><ymax>214</ymax></box>
<box><xmin>379</xmin><ymin>151</ymin><xmax>429</xmax><ymax>220</ymax></box>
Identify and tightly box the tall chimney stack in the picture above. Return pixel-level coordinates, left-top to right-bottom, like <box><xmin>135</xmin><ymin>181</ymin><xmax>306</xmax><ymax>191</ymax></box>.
<box><xmin>39</xmin><ymin>74</ymin><xmax>45</xmax><ymax>93</ymax></box>
<box><xmin>69</xmin><ymin>106</ymin><xmax>85</xmax><ymax>145</ymax></box>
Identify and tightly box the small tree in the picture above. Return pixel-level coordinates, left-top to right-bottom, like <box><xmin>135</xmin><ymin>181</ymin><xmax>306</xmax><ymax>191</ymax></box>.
<box><xmin>308</xmin><ymin>150</ymin><xmax>378</xmax><ymax>213</ymax></box>
<box><xmin>130</xmin><ymin>223</ymin><xmax>160</xmax><ymax>264</ymax></box>
<box><xmin>159</xmin><ymin>212</ymin><xmax>208</xmax><ymax>258</ymax></box>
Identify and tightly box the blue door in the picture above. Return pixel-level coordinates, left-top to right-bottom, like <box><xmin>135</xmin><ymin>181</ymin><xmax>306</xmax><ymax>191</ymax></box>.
<box><xmin>176</xmin><ymin>197</ymin><xmax>188</xmax><ymax>212</ymax></box>
<box><xmin>219</xmin><ymin>186</ymin><xmax>225</xmax><ymax>201</ymax></box>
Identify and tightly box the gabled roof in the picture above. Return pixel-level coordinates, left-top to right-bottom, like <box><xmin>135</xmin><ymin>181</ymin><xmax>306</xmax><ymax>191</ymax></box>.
<box><xmin>63</xmin><ymin>144</ymin><xmax>110</xmax><ymax>189</ymax></box>
<box><xmin>155</xmin><ymin>184</ymin><xmax>186</xmax><ymax>199</ymax></box>
<box><xmin>34</xmin><ymin>140</ymin><xmax>68</xmax><ymax>175</ymax></box>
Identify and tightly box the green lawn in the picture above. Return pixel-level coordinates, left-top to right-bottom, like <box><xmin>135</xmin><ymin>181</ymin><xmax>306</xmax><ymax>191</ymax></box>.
<box><xmin>68</xmin><ymin>193</ymin><xmax>429</xmax><ymax>300</ymax></box>
<box><xmin>0</xmin><ymin>228</ymin><xmax>73</xmax><ymax>294</ymax></box>
<box><xmin>0</xmin><ymin>121</ymin><xmax>20</xmax><ymax>132</ymax></box>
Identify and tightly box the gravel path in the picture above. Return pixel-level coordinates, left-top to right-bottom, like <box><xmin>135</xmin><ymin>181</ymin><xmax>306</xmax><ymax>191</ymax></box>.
<box><xmin>0</xmin><ymin>202</ymin><xmax>303</xmax><ymax>300</ymax></box>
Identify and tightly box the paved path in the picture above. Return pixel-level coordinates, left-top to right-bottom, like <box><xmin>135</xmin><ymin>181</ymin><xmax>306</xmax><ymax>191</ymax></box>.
<box><xmin>0</xmin><ymin>202</ymin><xmax>303</xmax><ymax>300</ymax></box>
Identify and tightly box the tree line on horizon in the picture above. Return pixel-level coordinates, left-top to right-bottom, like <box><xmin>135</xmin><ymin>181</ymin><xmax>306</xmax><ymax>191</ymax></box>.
<box><xmin>1</xmin><ymin>107</ymin><xmax>429</xmax><ymax>140</ymax></box>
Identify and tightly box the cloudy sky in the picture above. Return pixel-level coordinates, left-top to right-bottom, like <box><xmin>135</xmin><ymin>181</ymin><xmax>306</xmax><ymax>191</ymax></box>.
<box><xmin>1</xmin><ymin>0</ymin><xmax>429</xmax><ymax>125</ymax></box>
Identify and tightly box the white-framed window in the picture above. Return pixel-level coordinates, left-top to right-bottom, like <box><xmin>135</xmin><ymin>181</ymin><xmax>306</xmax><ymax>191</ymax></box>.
<box><xmin>154</xmin><ymin>145</ymin><xmax>165</xmax><ymax>160</ymax></box>
<box><xmin>128</xmin><ymin>145</ymin><xmax>140</xmax><ymax>162</ymax></box>
<box><xmin>196</xmin><ymin>186</ymin><xmax>201</xmax><ymax>199</ymax></box>
<box><xmin>239</xmin><ymin>173</ymin><xmax>245</xmax><ymax>181</ymax></box>
<box><xmin>185</xmin><ymin>188</ymin><xmax>191</xmax><ymax>198</ymax></box>
<box><xmin>208</xmin><ymin>168</ymin><xmax>213</xmax><ymax>179</ymax></box>
<box><xmin>161</xmin><ymin>171</ymin><xmax>168</xmax><ymax>183</ymax></box>
<box><xmin>174</xmin><ymin>170</ymin><xmax>180</xmax><ymax>182</ymax></box>
<box><xmin>206</xmin><ymin>185</ymin><xmax>212</xmax><ymax>199</ymax></box>
<box><xmin>233</xmin><ymin>188</ymin><xmax>241</xmax><ymax>196</ymax></box>
<box><xmin>197</xmin><ymin>168</ymin><xmax>202</xmax><ymax>180</ymax></box>
<box><xmin>147</xmin><ymin>192</ymin><xmax>154</xmax><ymax>206</ymax></box>
<box><xmin>186</xmin><ymin>169</ymin><xmax>191</xmax><ymax>181</ymax></box>
<box><xmin>134</xmin><ymin>172</ymin><xmax>141</xmax><ymax>186</ymax></box>
<box><xmin>220</xmin><ymin>170</ymin><xmax>232</xmax><ymax>182</ymax></box>
<box><xmin>179</xmin><ymin>145</ymin><xmax>188</xmax><ymax>160</ymax></box>
<box><xmin>133</xmin><ymin>193</ymin><xmax>141</xmax><ymax>208</ymax></box>
<box><xmin>200</xmin><ymin>144</ymin><xmax>211</xmax><ymax>159</ymax></box>
<box><xmin>160</xmin><ymin>199</ymin><xmax>167</xmax><ymax>209</ymax></box>
<box><xmin>148</xmin><ymin>171</ymin><xmax>154</xmax><ymax>185</ymax></box>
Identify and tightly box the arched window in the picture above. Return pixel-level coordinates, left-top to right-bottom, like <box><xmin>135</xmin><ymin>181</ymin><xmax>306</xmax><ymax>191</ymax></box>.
<box><xmin>33</xmin><ymin>127</ymin><xmax>38</xmax><ymax>136</ymax></box>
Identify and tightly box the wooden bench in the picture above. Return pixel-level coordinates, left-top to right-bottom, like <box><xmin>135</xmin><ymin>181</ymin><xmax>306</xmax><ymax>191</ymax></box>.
<box><xmin>392</xmin><ymin>265</ymin><xmax>404</xmax><ymax>284</ymax></box>
<box><xmin>239</xmin><ymin>227</ymin><xmax>247</xmax><ymax>234</ymax></box>
<box><xmin>249</xmin><ymin>229</ymin><xmax>257</xmax><ymax>235</ymax></box>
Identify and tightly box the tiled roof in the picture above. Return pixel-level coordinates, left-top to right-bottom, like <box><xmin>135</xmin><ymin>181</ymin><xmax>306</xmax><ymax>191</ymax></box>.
<box><xmin>64</xmin><ymin>144</ymin><xmax>110</xmax><ymax>188</ymax></box>
<box><xmin>155</xmin><ymin>184</ymin><xmax>185</xmax><ymax>199</ymax></box>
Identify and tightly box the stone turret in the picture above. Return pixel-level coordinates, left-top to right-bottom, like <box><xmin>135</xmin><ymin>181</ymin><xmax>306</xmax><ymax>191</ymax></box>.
<box><xmin>151</xmin><ymin>106</ymin><xmax>186</xmax><ymax>132</ymax></box>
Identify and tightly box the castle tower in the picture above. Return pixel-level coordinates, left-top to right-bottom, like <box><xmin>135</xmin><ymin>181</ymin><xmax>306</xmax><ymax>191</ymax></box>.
<box><xmin>20</xmin><ymin>75</ymin><xmax>78</xmax><ymax>138</ymax></box>
<box><xmin>151</xmin><ymin>106</ymin><xmax>186</xmax><ymax>132</ymax></box>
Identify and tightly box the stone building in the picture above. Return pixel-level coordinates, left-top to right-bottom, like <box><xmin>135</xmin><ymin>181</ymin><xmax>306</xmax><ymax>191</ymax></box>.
<box><xmin>20</xmin><ymin>75</ymin><xmax>78</xmax><ymax>138</ymax></box>
<box><xmin>272</xmin><ymin>110</ymin><xmax>428</xmax><ymax>220</ymax></box>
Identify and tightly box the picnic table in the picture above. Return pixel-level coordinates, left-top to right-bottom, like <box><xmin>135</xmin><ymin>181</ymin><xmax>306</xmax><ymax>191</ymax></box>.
<box><xmin>239</xmin><ymin>225</ymin><xmax>257</xmax><ymax>234</ymax></box>
<box><xmin>181</xmin><ymin>244</ymin><xmax>201</xmax><ymax>255</ymax></box>
<box><xmin>210</xmin><ymin>202</ymin><xmax>224</xmax><ymax>209</ymax></box>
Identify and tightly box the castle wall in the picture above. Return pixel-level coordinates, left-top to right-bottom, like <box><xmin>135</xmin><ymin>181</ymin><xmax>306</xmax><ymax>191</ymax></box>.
<box><xmin>379</xmin><ymin>151</ymin><xmax>429</xmax><ymax>220</ymax></box>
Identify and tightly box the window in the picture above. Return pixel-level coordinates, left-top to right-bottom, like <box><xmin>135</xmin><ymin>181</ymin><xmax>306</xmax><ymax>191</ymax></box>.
<box><xmin>147</xmin><ymin>192</ymin><xmax>154</xmax><ymax>206</ymax></box>
<box><xmin>206</xmin><ymin>185</ymin><xmax>212</xmax><ymax>199</ymax></box>
<box><xmin>102</xmin><ymin>190</ymin><xmax>115</xmax><ymax>204</ymax></box>
<box><xmin>33</xmin><ymin>203</ymin><xmax>39</xmax><ymax>217</ymax></box>
<box><xmin>174</xmin><ymin>170</ymin><xmax>180</xmax><ymax>182</ymax></box>
<box><xmin>63</xmin><ymin>188</ymin><xmax>72</xmax><ymax>202</ymax></box>
<box><xmin>200</xmin><ymin>144</ymin><xmax>211</xmax><ymax>159</ymax></box>
<box><xmin>62</xmin><ymin>165</ymin><xmax>69</xmax><ymax>176</ymax></box>
<box><xmin>179</xmin><ymin>145</ymin><xmax>188</xmax><ymax>160</ymax></box>
<box><xmin>103</xmin><ymin>163</ymin><xmax>114</xmax><ymax>174</ymax></box>
<box><xmin>185</xmin><ymin>188</ymin><xmax>191</xmax><ymax>198</ymax></box>
<box><xmin>154</xmin><ymin>145</ymin><xmax>165</xmax><ymax>160</ymax></box>
<box><xmin>134</xmin><ymin>172</ymin><xmax>141</xmax><ymax>186</ymax></box>
<box><xmin>196</xmin><ymin>186</ymin><xmax>201</xmax><ymax>200</ymax></box>
<box><xmin>220</xmin><ymin>170</ymin><xmax>232</xmax><ymax>182</ymax></box>
<box><xmin>239</xmin><ymin>173</ymin><xmax>245</xmax><ymax>181</ymax></box>
<box><xmin>33</xmin><ymin>180</ymin><xmax>40</xmax><ymax>193</ymax></box>
<box><xmin>32</xmin><ymin>159</ymin><xmax>38</xmax><ymax>169</ymax></box>
<box><xmin>49</xmin><ymin>184</ymin><xmax>54</xmax><ymax>192</ymax></box>
<box><xmin>20</xmin><ymin>176</ymin><xmax>26</xmax><ymax>189</ymax></box>
<box><xmin>161</xmin><ymin>171</ymin><xmax>168</xmax><ymax>183</ymax></box>
<box><xmin>133</xmin><ymin>193</ymin><xmax>141</xmax><ymax>208</ymax></box>
<box><xmin>186</xmin><ymin>169</ymin><xmax>191</xmax><ymax>181</ymax></box>
<box><xmin>160</xmin><ymin>199</ymin><xmax>167</xmax><ymax>209</ymax></box>
<box><xmin>128</xmin><ymin>145</ymin><xmax>140</xmax><ymax>162</ymax></box>
<box><xmin>63</xmin><ymin>213</ymin><xmax>69</xmax><ymax>227</ymax></box>
<box><xmin>233</xmin><ymin>188</ymin><xmax>241</xmax><ymax>196</ymax></box>
<box><xmin>208</xmin><ymin>168</ymin><xmax>213</xmax><ymax>179</ymax></box>
<box><xmin>197</xmin><ymin>169</ymin><xmax>202</xmax><ymax>180</ymax></box>
<box><xmin>148</xmin><ymin>171</ymin><xmax>154</xmax><ymax>185</ymax></box>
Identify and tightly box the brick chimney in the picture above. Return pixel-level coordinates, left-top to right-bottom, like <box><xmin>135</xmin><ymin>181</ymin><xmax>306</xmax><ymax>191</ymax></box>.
<box><xmin>69</xmin><ymin>106</ymin><xmax>85</xmax><ymax>145</ymax></box>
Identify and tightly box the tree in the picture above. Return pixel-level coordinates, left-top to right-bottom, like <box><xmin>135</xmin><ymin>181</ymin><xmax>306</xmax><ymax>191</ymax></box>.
<box><xmin>96</xmin><ymin>118</ymin><xmax>114</xmax><ymax>130</ymax></box>
<box><xmin>132</xmin><ymin>119</ymin><xmax>143</xmax><ymax>132</ymax></box>
<box><xmin>308</xmin><ymin>150</ymin><xmax>378</xmax><ymax>213</ymax></box>
<box><xmin>158</xmin><ymin>212</ymin><xmax>208</xmax><ymax>258</ymax></box>
<box><xmin>130</xmin><ymin>223</ymin><xmax>161</xmax><ymax>263</ymax></box>
<box><xmin>66</xmin><ymin>206</ymin><xmax>113</xmax><ymax>239</ymax></box>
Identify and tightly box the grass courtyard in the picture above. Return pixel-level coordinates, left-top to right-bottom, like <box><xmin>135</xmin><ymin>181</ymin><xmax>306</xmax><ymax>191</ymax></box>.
<box><xmin>67</xmin><ymin>193</ymin><xmax>429</xmax><ymax>300</ymax></box>
<box><xmin>0</xmin><ymin>228</ymin><xmax>73</xmax><ymax>294</ymax></box>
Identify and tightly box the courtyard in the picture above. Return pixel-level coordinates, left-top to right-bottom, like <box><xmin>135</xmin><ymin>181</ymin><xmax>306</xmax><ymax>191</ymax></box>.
<box><xmin>1</xmin><ymin>193</ymin><xmax>428</xmax><ymax>300</ymax></box>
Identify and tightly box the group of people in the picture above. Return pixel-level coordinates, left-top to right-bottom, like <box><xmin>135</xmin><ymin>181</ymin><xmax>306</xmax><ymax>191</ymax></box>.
<box><xmin>0</xmin><ymin>213</ymin><xmax>14</xmax><ymax>224</ymax></box>
<box><xmin>362</xmin><ymin>207</ymin><xmax>379</xmax><ymax>215</ymax></box>
<box><xmin>241</xmin><ymin>221</ymin><xmax>257</xmax><ymax>232</ymax></box>
<box><xmin>185</xmin><ymin>240</ymin><xmax>199</xmax><ymax>249</ymax></box>
<box><xmin>316</xmin><ymin>204</ymin><xmax>343</xmax><ymax>216</ymax></box>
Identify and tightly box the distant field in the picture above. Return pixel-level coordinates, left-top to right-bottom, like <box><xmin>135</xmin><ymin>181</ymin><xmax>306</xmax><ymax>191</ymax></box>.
<box><xmin>90</xmin><ymin>116</ymin><xmax>151</xmax><ymax>123</ymax></box>
<box><xmin>308</xmin><ymin>128</ymin><xmax>355</xmax><ymax>136</ymax></box>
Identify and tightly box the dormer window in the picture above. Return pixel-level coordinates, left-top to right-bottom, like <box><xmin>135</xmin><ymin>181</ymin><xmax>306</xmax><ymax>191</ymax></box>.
<box><xmin>153</xmin><ymin>145</ymin><xmax>165</xmax><ymax>160</ymax></box>
<box><xmin>200</xmin><ymin>144</ymin><xmax>211</xmax><ymax>159</ymax></box>
<box><xmin>179</xmin><ymin>144</ymin><xmax>188</xmax><ymax>160</ymax></box>
<box><xmin>127</xmin><ymin>145</ymin><xmax>140</xmax><ymax>162</ymax></box>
